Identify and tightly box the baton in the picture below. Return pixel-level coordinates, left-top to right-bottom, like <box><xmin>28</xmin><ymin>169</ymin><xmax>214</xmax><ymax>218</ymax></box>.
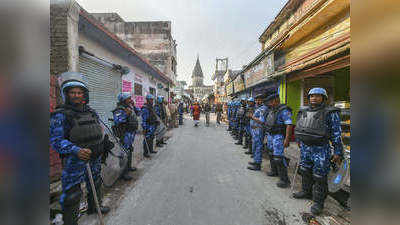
<box><xmin>86</xmin><ymin>163</ymin><xmax>105</xmax><ymax>225</ymax></box>
<box><xmin>290</xmin><ymin>160</ymin><xmax>300</xmax><ymax>196</ymax></box>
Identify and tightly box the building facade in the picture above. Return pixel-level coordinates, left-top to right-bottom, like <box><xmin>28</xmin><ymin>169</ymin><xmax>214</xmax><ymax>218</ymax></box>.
<box><xmin>50</xmin><ymin>1</ymin><xmax>173</xmax><ymax>182</ymax></box>
<box><xmin>91</xmin><ymin>13</ymin><xmax>178</xmax><ymax>86</ymax></box>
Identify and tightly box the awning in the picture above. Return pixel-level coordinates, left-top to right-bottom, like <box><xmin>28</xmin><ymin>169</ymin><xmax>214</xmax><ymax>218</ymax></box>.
<box><xmin>250</xmin><ymin>80</ymin><xmax>279</xmax><ymax>96</ymax></box>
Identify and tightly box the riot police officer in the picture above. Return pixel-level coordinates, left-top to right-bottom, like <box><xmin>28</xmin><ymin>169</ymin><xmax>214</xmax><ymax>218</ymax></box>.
<box><xmin>155</xmin><ymin>96</ymin><xmax>166</xmax><ymax>147</ymax></box>
<box><xmin>141</xmin><ymin>94</ymin><xmax>158</xmax><ymax>157</ymax></box>
<box><xmin>243</xmin><ymin>97</ymin><xmax>255</xmax><ymax>155</ymax></box>
<box><xmin>50</xmin><ymin>72</ymin><xmax>111</xmax><ymax>225</ymax></box>
<box><xmin>293</xmin><ymin>88</ymin><xmax>343</xmax><ymax>215</ymax></box>
<box><xmin>112</xmin><ymin>92</ymin><xmax>139</xmax><ymax>181</ymax></box>
<box><xmin>231</xmin><ymin>101</ymin><xmax>239</xmax><ymax>139</ymax></box>
<box><xmin>264</xmin><ymin>93</ymin><xmax>293</xmax><ymax>188</ymax></box>
<box><xmin>247</xmin><ymin>94</ymin><xmax>269</xmax><ymax>171</ymax></box>
<box><xmin>235</xmin><ymin>97</ymin><xmax>247</xmax><ymax>145</ymax></box>
<box><xmin>227</xmin><ymin>101</ymin><xmax>232</xmax><ymax>131</ymax></box>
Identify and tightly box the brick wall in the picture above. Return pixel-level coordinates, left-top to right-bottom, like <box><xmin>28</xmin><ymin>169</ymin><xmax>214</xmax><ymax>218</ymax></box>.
<box><xmin>49</xmin><ymin>1</ymin><xmax>80</xmax><ymax>182</ymax></box>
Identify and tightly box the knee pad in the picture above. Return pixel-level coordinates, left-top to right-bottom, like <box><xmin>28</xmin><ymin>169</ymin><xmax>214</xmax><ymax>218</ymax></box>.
<box><xmin>64</xmin><ymin>186</ymin><xmax>82</xmax><ymax>206</ymax></box>
<box><xmin>298</xmin><ymin>166</ymin><xmax>312</xmax><ymax>176</ymax></box>
<box><xmin>313</xmin><ymin>173</ymin><xmax>328</xmax><ymax>184</ymax></box>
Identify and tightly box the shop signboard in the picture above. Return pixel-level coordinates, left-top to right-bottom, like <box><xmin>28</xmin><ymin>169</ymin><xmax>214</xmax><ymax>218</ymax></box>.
<box><xmin>244</xmin><ymin>58</ymin><xmax>266</xmax><ymax>87</ymax></box>
<box><xmin>133</xmin><ymin>73</ymin><xmax>145</xmax><ymax>108</ymax></box>
<box><xmin>265</xmin><ymin>53</ymin><xmax>274</xmax><ymax>76</ymax></box>
<box><xmin>226</xmin><ymin>81</ymin><xmax>234</xmax><ymax>96</ymax></box>
<box><xmin>234</xmin><ymin>74</ymin><xmax>245</xmax><ymax>92</ymax></box>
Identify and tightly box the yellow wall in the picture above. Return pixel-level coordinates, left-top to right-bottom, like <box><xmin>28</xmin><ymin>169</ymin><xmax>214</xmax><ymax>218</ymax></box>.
<box><xmin>279</xmin><ymin>78</ymin><xmax>286</xmax><ymax>103</ymax></box>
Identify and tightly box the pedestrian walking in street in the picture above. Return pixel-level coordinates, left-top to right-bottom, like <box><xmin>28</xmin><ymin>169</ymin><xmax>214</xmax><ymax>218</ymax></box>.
<box><xmin>192</xmin><ymin>102</ymin><xmax>201</xmax><ymax>126</ymax></box>
<box><xmin>203</xmin><ymin>101</ymin><xmax>211</xmax><ymax>126</ymax></box>
<box><xmin>215</xmin><ymin>102</ymin><xmax>223</xmax><ymax>125</ymax></box>
<box><xmin>178</xmin><ymin>101</ymin><xmax>184</xmax><ymax>125</ymax></box>
<box><xmin>293</xmin><ymin>88</ymin><xmax>344</xmax><ymax>215</ymax></box>
<box><xmin>50</xmin><ymin>72</ymin><xmax>112</xmax><ymax>225</ymax></box>
<box><xmin>112</xmin><ymin>92</ymin><xmax>140</xmax><ymax>181</ymax></box>
<box><xmin>264</xmin><ymin>92</ymin><xmax>293</xmax><ymax>188</ymax></box>
<box><xmin>247</xmin><ymin>94</ymin><xmax>269</xmax><ymax>171</ymax></box>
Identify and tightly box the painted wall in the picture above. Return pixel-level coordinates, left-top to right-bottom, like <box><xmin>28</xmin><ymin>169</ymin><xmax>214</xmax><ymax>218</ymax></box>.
<box><xmin>333</xmin><ymin>67</ymin><xmax>350</xmax><ymax>102</ymax></box>
<box><xmin>286</xmin><ymin>80</ymin><xmax>302</xmax><ymax>123</ymax></box>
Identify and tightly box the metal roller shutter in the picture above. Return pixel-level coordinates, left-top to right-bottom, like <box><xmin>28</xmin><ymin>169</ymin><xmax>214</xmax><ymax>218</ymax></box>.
<box><xmin>79</xmin><ymin>55</ymin><xmax>121</xmax><ymax>127</ymax></box>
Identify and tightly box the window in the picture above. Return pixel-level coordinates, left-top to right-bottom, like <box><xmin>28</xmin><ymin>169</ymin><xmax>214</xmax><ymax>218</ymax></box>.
<box><xmin>134</xmin><ymin>83</ymin><xmax>142</xmax><ymax>96</ymax></box>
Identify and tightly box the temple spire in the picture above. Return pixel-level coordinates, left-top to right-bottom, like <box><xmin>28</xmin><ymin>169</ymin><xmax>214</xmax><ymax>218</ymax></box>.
<box><xmin>192</xmin><ymin>55</ymin><xmax>204</xmax><ymax>78</ymax></box>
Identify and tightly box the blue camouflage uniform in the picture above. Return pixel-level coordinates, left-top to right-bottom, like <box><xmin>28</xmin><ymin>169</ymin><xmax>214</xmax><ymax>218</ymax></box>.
<box><xmin>141</xmin><ymin>104</ymin><xmax>157</xmax><ymax>139</ymax></box>
<box><xmin>227</xmin><ymin>102</ymin><xmax>232</xmax><ymax>129</ymax></box>
<box><xmin>266</xmin><ymin>108</ymin><xmax>293</xmax><ymax>164</ymax></box>
<box><xmin>298</xmin><ymin>111</ymin><xmax>343</xmax><ymax>176</ymax></box>
<box><xmin>50</xmin><ymin>107</ymin><xmax>102</xmax><ymax>210</ymax></box>
<box><xmin>245</xmin><ymin>104</ymin><xmax>255</xmax><ymax>143</ymax></box>
<box><xmin>250</xmin><ymin>104</ymin><xmax>268</xmax><ymax>164</ymax></box>
<box><xmin>233</xmin><ymin>102</ymin><xmax>239</xmax><ymax>133</ymax></box>
<box><xmin>112</xmin><ymin>107</ymin><xmax>140</xmax><ymax>151</ymax></box>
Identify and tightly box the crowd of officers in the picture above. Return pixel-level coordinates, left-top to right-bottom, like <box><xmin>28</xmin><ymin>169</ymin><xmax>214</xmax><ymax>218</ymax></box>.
<box><xmin>226</xmin><ymin>88</ymin><xmax>344</xmax><ymax>216</ymax></box>
<box><xmin>50</xmin><ymin>72</ymin><xmax>185</xmax><ymax>225</ymax></box>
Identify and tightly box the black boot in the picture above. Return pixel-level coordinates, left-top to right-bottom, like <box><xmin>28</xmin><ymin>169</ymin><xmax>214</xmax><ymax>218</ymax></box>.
<box><xmin>248</xmin><ymin>161</ymin><xmax>258</xmax><ymax>166</ymax></box>
<box><xmin>247</xmin><ymin>163</ymin><xmax>261</xmax><ymax>171</ymax></box>
<box><xmin>311</xmin><ymin>174</ymin><xmax>328</xmax><ymax>215</ymax></box>
<box><xmin>235</xmin><ymin>137</ymin><xmax>243</xmax><ymax>145</ymax></box>
<box><xmin>156</xmin><ymin>140</ymin><xmax>163</xmax><ymax>147</ymax></box>
<box><xmin>242</xmin><ymin>136</ymin><xmax>249</xmax><ymax>149</ymax></box>
<box><xmin>275</xmin><ymin>157</ymin><xmax>290</xmax><ymax>188</ymax></box>
<box><xmin>149</xmin><ymin>137</ymin><xmax>157</xmax><ymax>154</ymax></box>
<box><xmin>63</xmin><ymin>185</ymin><xmax>81</xmax><ymax>225</ymax></box>
<box><xmin>126</xmin><ymin>147</ymin><xmax>137</xmax><ymax>172</ymax></box>
<box><xmin>266</xmin><ymin>155</ymin><xmax>278</xmax><ymax>177</ymax></box>
<box><xmin>87</xmin><ymin>180</ymin><xmax>110</xmax><ymax>215</ymax></box>
<box><xmin>293</xmin><ymin>167</ymin><xmax>313</xmax><ymax>199</ymax></box>
<box><xmin>245</xmin><ymin>142</ymin><xmax>252</xmax><ymax>154</ymax></box>
<box><xmin>143</xmin><ymin>139</ymin><xmax>151</xmax><ymax>158</ymax></box>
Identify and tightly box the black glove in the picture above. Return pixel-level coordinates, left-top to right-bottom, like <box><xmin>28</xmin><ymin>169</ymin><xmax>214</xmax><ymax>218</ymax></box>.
<box><xmin>103</xmin><ymin>134</ymin><xmax>115</xmax><ymax>151</ymax></box>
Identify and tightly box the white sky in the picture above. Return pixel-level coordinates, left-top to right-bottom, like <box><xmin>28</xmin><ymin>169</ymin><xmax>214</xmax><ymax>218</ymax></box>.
<box><xmin>76</xmin><ymin>0</ymin><xmax>287</xmax><ymax>86</ymax></box>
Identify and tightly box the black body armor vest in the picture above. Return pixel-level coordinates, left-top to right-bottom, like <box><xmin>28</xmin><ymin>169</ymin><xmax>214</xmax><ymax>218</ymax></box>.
<box><xmin>264</xmin><ymin>104</ymin><xmax>291</xmax><ymax>135</ymax></box>
<box><xmin>294</xmin><ymin>105</ymin><xmax>339</xmax><ymax>145</ymax></box>
<box><xmin>53</xmin><ymin>105</ymin><xmax>105</xmax><ymax>159</ymax></box>
<box><xmin>237</xmin><ymin>106</ymin><xmax>246</xmax><ymax>120</ymax></box>
<box><xmin>112</xmin><ymin>105</ymin><xmax>139</xmax><ymax>132</ymax></box>
<box><xmin>144</xmin><ymin>104</ymin><xmax>158</xmax><ymax>126</ymax></box>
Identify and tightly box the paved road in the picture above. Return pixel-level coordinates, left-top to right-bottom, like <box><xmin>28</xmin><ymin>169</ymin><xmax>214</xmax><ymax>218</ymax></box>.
<box><xmin>102</xmin><ymin>114</ymin><xmax>309</xmax><ymax>225</ymax></box>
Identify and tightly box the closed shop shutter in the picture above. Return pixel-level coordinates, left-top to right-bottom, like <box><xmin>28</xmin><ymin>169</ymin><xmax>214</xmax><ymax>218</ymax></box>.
<box><xmin>79</xmin><ymin>55</ymin><xmax>121</xmax><ymax>127</ymax></box>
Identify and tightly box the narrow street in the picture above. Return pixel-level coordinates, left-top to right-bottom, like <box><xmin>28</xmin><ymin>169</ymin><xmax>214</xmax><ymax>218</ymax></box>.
<box><xmin>95</xmin><ymin>115</ymin><xmax>309</xmax><ymax>225</ymax></box>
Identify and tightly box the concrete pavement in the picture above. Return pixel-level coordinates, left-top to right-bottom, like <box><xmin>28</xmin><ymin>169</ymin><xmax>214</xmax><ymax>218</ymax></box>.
<box><xmin>87</xmin><ymin>114</ymin><xmax>312</xmax><ymax>225</ymax></box>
